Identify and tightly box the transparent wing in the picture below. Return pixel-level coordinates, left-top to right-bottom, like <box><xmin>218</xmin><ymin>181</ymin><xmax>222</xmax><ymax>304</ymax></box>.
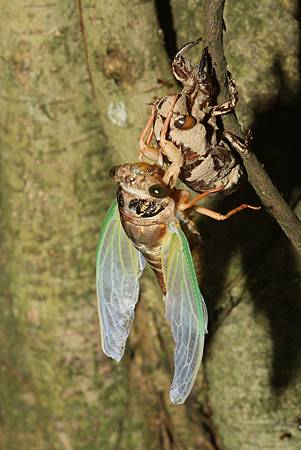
<box><xmin>161</xmin><ymin>224</ymin><xmax>208</xmax><ymax>404</ymax></box>
<box><xmin>96</xmin><ymin>200</ymin><xmax>145</xmax><ymax>361</ymax></box>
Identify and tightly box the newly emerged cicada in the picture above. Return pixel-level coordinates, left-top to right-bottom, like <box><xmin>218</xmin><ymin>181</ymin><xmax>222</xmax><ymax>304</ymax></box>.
<box><xmin>96</xmin><ymin>162</ymin><xmax>259</xmax><ymax>404</ymax></box>
<box><xmin>139</xmin><ymin>38</ymin><xmax>247</xmax><ymax>193</ymax></box>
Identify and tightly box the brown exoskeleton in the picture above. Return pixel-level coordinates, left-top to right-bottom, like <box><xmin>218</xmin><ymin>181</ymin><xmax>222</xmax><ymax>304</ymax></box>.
<box><xmin>139</xmin><ymin>38</ymin><xmax>248</xmax><ymax>193</ymax></box>
<box><xmin>96</xmin><ymin>162</ymin><xmax>260</xmax><ymax>404</ymax></box>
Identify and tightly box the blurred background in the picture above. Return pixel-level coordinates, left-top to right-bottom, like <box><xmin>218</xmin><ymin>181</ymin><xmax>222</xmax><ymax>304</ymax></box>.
<box><xmin>0</xmin><ymin>1</ymin><xmax>300</xmax><ymax>449</ymax></box>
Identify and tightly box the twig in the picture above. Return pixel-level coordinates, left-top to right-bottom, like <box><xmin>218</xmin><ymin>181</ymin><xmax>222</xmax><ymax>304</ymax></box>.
<box><xmin>202</xmin><ymin>0</ymin><xmax>301</xmax><ymax>254</ymax></box>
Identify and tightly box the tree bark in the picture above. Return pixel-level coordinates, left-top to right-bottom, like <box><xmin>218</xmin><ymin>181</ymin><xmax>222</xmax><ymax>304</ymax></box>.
<box><xmin>0</xmin><ymin>1</ymin><xmax>214</xmax><ymax>449</ymax></box>
<box><xmin>79</xmin><ymin>0</ymin><xmax>175</xmax><ymax>163</ymax></box>
<box><xmin>0</xmin><ymin>1</ymin><xmax>111</xmax><ymax>449</ymax></box>
<box><xmin>0</xmin><ymin>1</ymin><xmax>301</xmax><ymax>450</ymax></box>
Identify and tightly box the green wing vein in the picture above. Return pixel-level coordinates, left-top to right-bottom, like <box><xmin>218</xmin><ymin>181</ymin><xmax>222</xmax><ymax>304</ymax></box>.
<box><xmin>162</xmin><ymin>224</ymin><xmax>207</xmax><ymax>404</ymax></box>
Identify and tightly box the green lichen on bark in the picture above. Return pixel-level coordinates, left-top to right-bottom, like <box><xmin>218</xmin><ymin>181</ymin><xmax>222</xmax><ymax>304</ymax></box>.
<box><xmin>224</xmin><ymin>0</ymin><xmax>299</xmax><ymax>126</ymax></box>
<box><xmin>206</xmin><ymin>237</ymin><xmax>301</xmax><ymax>450</ymax></box>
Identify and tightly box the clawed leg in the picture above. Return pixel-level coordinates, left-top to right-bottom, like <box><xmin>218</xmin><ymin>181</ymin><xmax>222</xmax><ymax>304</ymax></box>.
<box><xmin>193</xmin><ymin>203</ymin><xmax>261</xmax><ymax>221</ymax></box>
<box><xmin>223</xmin><ymin>130</ymin><xmax>251</xmax><ymax>155</ymax></box>
<box><xmin>159</xmin><ymin>95</ymin><xmax>184</xmax><ymax>187</ymax></box>
<box><xmin>139</xmin><ymin>102</ymin><xmax>164</xmax><ymax>166</ymax></box>
<box><xmin>161</xmin><ymin>148</ymin><xmax>183</xmax><ymax>187</ymax></box>
<box><xmin>212</xmin><ymin>72</ymin><xmax>239</xmax><ymax>116</ymax></box>
<box><xmin>227</xmin><ymin>71</ymin><xmax>239</xmax><ymax>103</ymax></box>
<box><xmin>176</xmin><ymin>185</ymin><xmax>260</xmax><ymax>219</ymax></box>
<box><xmin>139</xmin><ymin>94</ymin><xmax>185</xmax><ymax>188</ymax></box>
<box><xmin>172</xmin><ymin>37</ymin><xmax>202</xmax><ymax>83</ymax></box>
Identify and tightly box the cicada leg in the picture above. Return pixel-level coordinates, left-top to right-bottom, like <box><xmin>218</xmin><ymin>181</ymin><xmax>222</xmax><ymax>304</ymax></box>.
<box><xmin>223</xmin><ymin>130</ymin><xmax>252</xmax><ymax>155</ymax></box>
<box><xmin>177</xmin><ymin>186</ymin><xmax>260</xmax><ymax>219</ymax></box>
<box><xmin>211</xmin><ymin>72</ymin><xmax>239</xmax><ymax>117</ymax></box>
<box><xmin>177</xmin><ymin>186</ymin><xmax>225</xmax><ymax>211</ymax></box>
<box><xmin>172</xmin><ymin>37</ymin><xmax>202</xmax><ymax>83</ymax></box>
<box><xmin>139</xmin><ymin>101</ymin><xmax>163</xmax><ymax>166</ymax></box>
<box><xmin>193</xmin><ymin>203</ymin><xmax>261</xmax><ymax>221</ymax></box>
<box><xmin>159</xmin><ymin>94</ymin><xmax>185</xmax><ymax>188</ymax></box>
<box><xmin>206</xmin><ymin>75</ymin><xmax>238</xmax><ymax>144</ymax></box>
<box><xmin>139</xmin><ymin>94</ymin><xmax>187</xmax><ymax>188</ymax></box>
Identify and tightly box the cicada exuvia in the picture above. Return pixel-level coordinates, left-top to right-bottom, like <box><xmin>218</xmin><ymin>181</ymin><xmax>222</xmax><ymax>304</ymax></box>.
<box><xmin>139</xmin><ymin>38</ymin><xmax>248</xmax><ymax>194</ymax></box>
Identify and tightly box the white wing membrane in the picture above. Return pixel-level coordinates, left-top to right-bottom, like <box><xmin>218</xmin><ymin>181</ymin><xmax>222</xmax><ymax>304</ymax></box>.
<box><xmin>96</xmin><ymin>201</ymin><xmax>145</xmax><ymax>361</ymax></box>
<box><xmin>162</xmin><ymin>224</ymin><xmax>207</xmax><ymax>404</ymax></box>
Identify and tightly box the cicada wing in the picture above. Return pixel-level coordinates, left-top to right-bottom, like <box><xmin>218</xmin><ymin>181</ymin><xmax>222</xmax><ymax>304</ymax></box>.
<box><xmin>96</xmin><ymin>200</ymin><xmax>145</xmax><ymax>362</ymax></box>
<box><xmin>161</xmin><ymin>224</ymin><xmax>208</xmax><ymax>404</ymax></box>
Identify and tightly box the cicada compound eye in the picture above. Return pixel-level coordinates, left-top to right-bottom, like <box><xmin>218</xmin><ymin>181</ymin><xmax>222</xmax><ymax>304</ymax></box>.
<box><xmin>148</xmin><ymin>184</ymin><xmax>170</xmax><ymax>199</ymax></box>
<box><xmin>174</xmin><ymin>115</ymin><xmax>196</xmax><ymax>130</ymax></box>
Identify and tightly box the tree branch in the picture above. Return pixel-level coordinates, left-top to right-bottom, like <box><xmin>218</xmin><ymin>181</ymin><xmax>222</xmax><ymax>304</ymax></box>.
<box><xmin>202</xmin><ymin>0</ymin><xmax>301</xmax><ymax>254</ymax></box>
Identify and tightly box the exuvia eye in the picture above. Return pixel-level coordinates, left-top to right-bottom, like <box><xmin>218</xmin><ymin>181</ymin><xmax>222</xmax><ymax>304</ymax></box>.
<box><xmin>174</xmin><ymin>115</ymin><xmax>196</xmax><ymax>130</ymax></box>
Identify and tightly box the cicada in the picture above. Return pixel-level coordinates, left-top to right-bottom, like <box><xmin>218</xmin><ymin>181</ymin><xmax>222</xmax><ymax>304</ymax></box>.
<box><xmin>96</xmin><ymin>162</ymin><xmax>259</xmax><ymax>404</ymax></box>
<box><xmin>139</xmin><ymin>38</ymin><xmax>247</xmax><ymax>193</ymax></box>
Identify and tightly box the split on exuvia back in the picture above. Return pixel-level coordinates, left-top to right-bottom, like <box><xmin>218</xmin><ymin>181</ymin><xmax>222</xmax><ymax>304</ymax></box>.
<box><xmin>96</xmin><ymin>162</ymin><xmax>260</xmax><ymax>404</ymax></box>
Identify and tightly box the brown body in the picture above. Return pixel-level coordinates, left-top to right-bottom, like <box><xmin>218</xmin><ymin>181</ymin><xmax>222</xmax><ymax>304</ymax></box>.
<box><xmin>110</xmin><ymin>163</ymin><xmax>203</xmax><ymax>294</ymax></box>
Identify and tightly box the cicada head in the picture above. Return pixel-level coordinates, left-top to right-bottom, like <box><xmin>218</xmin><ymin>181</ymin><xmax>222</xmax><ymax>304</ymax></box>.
<box><xmin>109</xmin><ymin>163</ymin><xmax>175</xmax><ymax>221</ymax></box>
<box><xmin>171</xmin><ymin>39</ymin><xmax>217</xmax><ymax>101</ymax></box>
<box><xmin>109</xmin><ymin>162</ymin><xmax>171</xmax><ymax>199</ymax></box>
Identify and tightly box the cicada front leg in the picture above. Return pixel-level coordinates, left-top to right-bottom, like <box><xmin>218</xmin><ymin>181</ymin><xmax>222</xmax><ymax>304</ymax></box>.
<box><xmin>139</xmin><ymin>94</ymin><xmax>185</xmax><ymax>188</ymax></box>
<box><xmin>158</xmin><ymin>95</ymin><xmax>184</xmax><ymax>188</ymax></box>
<box><xmin>172</xmin><ymin>37</ymin><xmax>202</xmax><ymax>83</ymax></box>
<box><xmin>139</xmin><ymin>101</ymin><xmax>164</xmax><ymax>167</ymax></box>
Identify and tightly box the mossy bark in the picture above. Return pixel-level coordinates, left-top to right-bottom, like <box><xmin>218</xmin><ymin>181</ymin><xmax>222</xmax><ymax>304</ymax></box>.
<box><xmin>0</xmin><ymin>2</ymin><xmax>112</xmax><ymax>449</ymax></box>
<box><xmin>0</xmin><ymin>1</ymin><xmax>212</xmax><ymax>449</ymax></box>
<box><xmin>0</xmin><ymin>1</ymin><xmax>300</xmax><ymax>450</ymax></box>
<box><xmin>79</xmin><ymin>0</ymin><xmax>175</xmax><ymax>163</ymax></box>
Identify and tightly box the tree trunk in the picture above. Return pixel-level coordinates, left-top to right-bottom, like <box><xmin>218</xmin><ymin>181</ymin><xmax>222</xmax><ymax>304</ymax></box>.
<box><xmin>0</xmin><ymin>1</ymin><xmax>111</xmax><ymax>449</ymax></box>
<box><xmin>0</xmin><ymin>1</ymin><xmax>300</xmax><ymax>450</ymax></box>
